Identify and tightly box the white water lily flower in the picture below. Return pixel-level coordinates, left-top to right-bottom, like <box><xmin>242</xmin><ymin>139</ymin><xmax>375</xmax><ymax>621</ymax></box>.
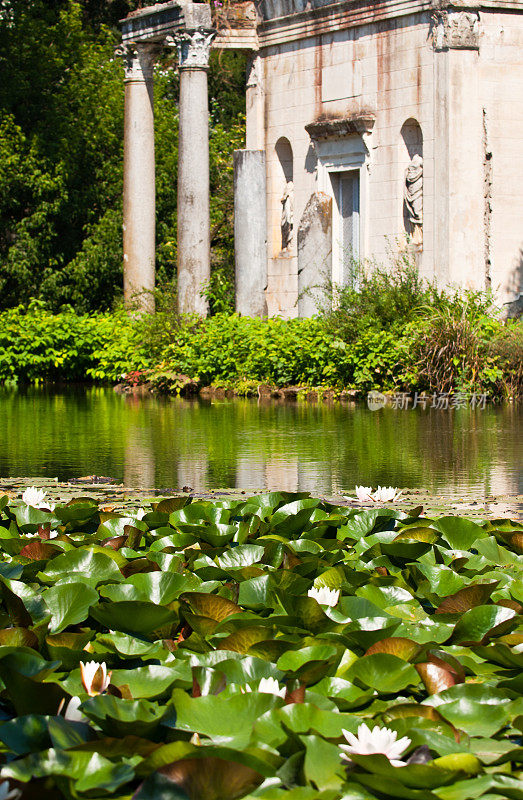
<box><xmin>340</xmin><ymin>723</ymin><xmax>411</xmax><ymax>767</ymax></box>
<box><xmin>308</xmin><ymin>586</ymin><xmax>340</xmax><ymax>607</ymax></box>
<box><xmin>134</xmin><ymin>508</ymin><xmax>147</xmax><ymax>520</ymax></box>
<box><xmin>355</xmin><ymin>486</ymin><xmax>374</xmax><ymax>502</ymax></box>
<box><xmin>241</xmin><ymin>677</ymin><xmax>286</xmax><ymax>698</ymax></box>
<box><xmin>21</xmin><ymin>486</ymin><xmax>55</xmax><ymax>511</ymax></box>
<box><xmin>63</xmin><ymin>695</ymin><xmax>87</xmax><ymax>723</ymax></box>
<box><xmin>80</xmin><ymin>660</ymin><xmax>111</xmax><ymax>696</ymax></box>
<box><xmin>258</xmin><ymin>677</ymin><xmax>286</xmax><ymax>697</ymax></box>
<box><xmin>372</xmin><ymin>486</ymin><xmax>401</xmax><ymax>503</ymax></box>
<box><xmin>22</xmin><ymin>486</ymin><xmax>46</xmax><ymax>507</ymax></box>
<box><xmin>0</xmin><ymin>780</ymin><xmax>22</xmax><ymax>800</ymax></box>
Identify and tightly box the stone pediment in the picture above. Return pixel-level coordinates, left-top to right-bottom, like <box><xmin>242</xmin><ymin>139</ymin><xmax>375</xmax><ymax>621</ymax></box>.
<box><xmin>305</xmin><ymin>114</ymin><xmax>376</xmax><ymax>141</ymax></box>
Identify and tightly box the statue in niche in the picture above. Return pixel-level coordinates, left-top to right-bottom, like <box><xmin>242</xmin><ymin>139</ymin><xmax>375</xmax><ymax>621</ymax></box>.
<box><xmin>404</xmin><ymin>154</ymin><xmax>423</xmax><ymax>246</ymax></box>
<box><xmin>281</xmin><ymin>181</ymin><xmax>294</xmax><ymax>251</ymax></box>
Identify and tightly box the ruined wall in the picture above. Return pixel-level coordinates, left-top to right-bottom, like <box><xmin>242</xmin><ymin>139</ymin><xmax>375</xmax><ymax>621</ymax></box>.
<box><xmin>260</xmin><ymin>8</ymin><xmax>436</xmax><ymax>317</ymax></box>
<box><xmin>255</xmin><ymin>1</ymin><xmax>523</xmax><ymax>317</ymax></box>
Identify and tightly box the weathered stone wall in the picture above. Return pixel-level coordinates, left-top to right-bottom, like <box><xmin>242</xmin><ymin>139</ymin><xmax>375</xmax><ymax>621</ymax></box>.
<box><xmin>480</xmin><ymin>10</ymin><xmax>523</xmax><ymax>309</ymax></box>
<box><xmin>260</xmin><ymin>10</ymin><xmax>437</xmax><ymax>317</ymax></box>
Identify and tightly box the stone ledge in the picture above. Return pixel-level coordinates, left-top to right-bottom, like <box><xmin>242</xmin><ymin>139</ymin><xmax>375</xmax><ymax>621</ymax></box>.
<box><xmin>305</xmin><ymin>114</ymin><xmax>376</xmax><ymax>140</ymax></box>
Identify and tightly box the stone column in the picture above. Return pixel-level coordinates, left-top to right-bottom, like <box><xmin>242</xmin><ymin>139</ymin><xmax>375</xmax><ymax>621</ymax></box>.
<box><xmin>234</xmin><ymin>150</ymin><xmax>267</xmax><ymax>316</ymax></box>
<box><xmin>173</xmin><ymin>27</ymin><xmax>216</xmax><ymax>315</ymax></box>
<box><xmin>119</xmin><ymin>43</ymin><xmax>159</xmax><ymax>313</ymax></box>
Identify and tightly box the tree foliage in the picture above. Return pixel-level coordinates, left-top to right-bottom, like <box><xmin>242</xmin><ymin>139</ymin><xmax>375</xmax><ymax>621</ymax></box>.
<box><xmin>0</xmin><ymin>0</ymin><xmax>245</xmax><ymax>312</ymax></box>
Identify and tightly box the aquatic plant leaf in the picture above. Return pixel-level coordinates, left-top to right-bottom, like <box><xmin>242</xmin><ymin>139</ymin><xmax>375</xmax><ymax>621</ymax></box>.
<box><xmin>43</xmin><ymin>582</ymin><xmax>99</xmax><ymax>633</ymax></box>
<box><xmin>347</xmin><ymin>653</ymin><xmax>420</xmax><ymax>693</ymax></box>
<box><xmin>159</xmin><ymin>756</ymin><xmax>263</xmax><ymax>800</ymax></box>
<box><xmin>39</xmin><ymin>548</ymin><xmax>123</xmax><ymax>585</ymax></box>
<box><xmin>365</xmin><ymin>637</ymin><xmax>421</xmax><ymax>662</ymax></box>
<box><xmin>432</xmin><ymin>517</ymin><xmax>486</xmax><ymax>550</ymax></box>
<box><xmin>451</xmin><ymin>605</ymin><xmax>516</xmax><ymax>644</ymax></box>
<box><xmin>435</xmin><ymin>583</ymin><xmax>499</xmax><ymax>614</ymax></box>
<box><xmin>91</xmin><ymin>600</ymin><xmax>177</xmax><ymax>637</ymax></box>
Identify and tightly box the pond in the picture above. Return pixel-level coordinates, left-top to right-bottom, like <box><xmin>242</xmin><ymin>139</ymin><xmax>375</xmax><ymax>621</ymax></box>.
<box><xmin>1</xmin><ymin>386</ymin><xmax>522</xmax><ymax>503</ymax></box>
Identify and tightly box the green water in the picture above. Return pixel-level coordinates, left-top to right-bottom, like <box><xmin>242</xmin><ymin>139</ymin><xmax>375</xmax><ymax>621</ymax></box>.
<box><xmin>1</xmin><ymin>386</ymin><xmax>521</xmax><ymax>500</ymax></box>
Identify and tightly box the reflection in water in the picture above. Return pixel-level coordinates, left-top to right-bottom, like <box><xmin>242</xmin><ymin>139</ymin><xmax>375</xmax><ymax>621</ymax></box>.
<box><xmin>1</xmin><ymin>386</ymin><xmax>521</xmax><ymax>500</ymax></box>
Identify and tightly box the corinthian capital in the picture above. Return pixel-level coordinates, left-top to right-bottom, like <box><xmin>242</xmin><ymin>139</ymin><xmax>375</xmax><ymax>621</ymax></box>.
<box><xmin>115</xmin><ymin>42</ymin><xmax>162</xmax><ymax>82</ymax></box>
<box><xmin>166</xmin><ymin>27</ymin><xmax>217</xmax><ymax>70</ymax></box>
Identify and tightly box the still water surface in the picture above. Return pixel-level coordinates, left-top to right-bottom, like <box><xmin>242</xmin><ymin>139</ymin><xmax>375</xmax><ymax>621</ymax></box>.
<box><xmin>1</xmin><ymin>386</ymin><xmax>521</xmax><ymax>500</ymax></box>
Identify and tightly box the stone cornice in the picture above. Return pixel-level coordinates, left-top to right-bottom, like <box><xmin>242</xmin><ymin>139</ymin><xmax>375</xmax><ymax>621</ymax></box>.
<box><xmin>257</xmin><ymin>0</ymin><xmax>521</xmax><ymax>47</ymax></box>
<box><xmin>305</xmin><ymin>114</ymin><xmax>376</xmax><ymax>140</ymax></box>
<box><xmin>121</xmin><ymin>1</ymin><xmax>184</xmax><ymax>44</ymax></box>
<box><xmin>258</xmin><ymin>0</ymin><xmax>433</xmax><ymax>46</ymax></box>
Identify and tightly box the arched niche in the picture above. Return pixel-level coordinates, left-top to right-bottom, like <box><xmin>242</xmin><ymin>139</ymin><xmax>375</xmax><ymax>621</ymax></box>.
<box><xmin>273</xmin><ymin>137</ymin><xmax>294</xmax><ymax>253</ymax></box>
<box><xmin>399</xmin><ymin>119</ymin><xmax>423</xmax><ymax>246</ymax></box>
<box><xmin>275</xmin><ymin>136</ymin><xmax>293</xmax><ymax>183</ymax></box>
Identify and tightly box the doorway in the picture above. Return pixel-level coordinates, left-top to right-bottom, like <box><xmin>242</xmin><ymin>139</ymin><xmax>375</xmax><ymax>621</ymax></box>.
<box><xmin>331</xmin><ymin>169</ymin><xmax>360</xmax><ymax>286</ymax></box>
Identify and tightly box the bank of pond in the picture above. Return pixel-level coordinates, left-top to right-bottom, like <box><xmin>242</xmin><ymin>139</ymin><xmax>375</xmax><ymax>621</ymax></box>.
<box><xmin>0</xmin><ymin>303</ymin><xmax>521</xmax><ymax>401</ymax></box>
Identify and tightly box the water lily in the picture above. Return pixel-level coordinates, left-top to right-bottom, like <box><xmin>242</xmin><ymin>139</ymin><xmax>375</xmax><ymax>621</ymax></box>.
<box><xmin>63</xmin><ymin>695</ymin><xmax>86</xmax><ymax>723</ymax></box>
<box><xmin>308</xmin><ymin>586</ymin><xmax>340</xmax><ymax>607</ymax></box>
<box><xmin>340</xmin><ymin>723</ymin><xmax>411</xmax><ymax>767</ymax></box>
<box><xmin>372</xmin><ymin>486</ymin><xmax>401</xmax><ymax>503</ymax></box>
<box><xmin>21</xmin><ymin>486</ymin><xmax>55</xmax><ymax>511</ymax></box>
<box><xmin>80</xmin><ymin>660</ymin><xmax>111</xmax><ymax>696</ymax></box>
<box><xmin>0</xmin><ymin>780</ymin><xmax>22</xmax><ymax>800</ymax></box>
<box><xmin>241</xmin><ymin>677</ymin><xmax>286</xmax><ymax>698</ymax></box>
<box><xmin>355</xmin><ymin>485</ymin><xmax>374</xmax><ymax>502</ymax></box>
<box><xmin>134</xmin><ymin>508</ymin><xmax>147</xmax><ymax>520</ymax></box>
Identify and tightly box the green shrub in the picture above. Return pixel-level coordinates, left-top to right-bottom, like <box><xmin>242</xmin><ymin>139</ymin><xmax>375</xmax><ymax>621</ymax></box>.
<box><xmin>317</xmin><ymin>252</ymin><xmax>437</xmax><ymax>342</ymax></box>
<box><xmin>0</xmin><ymin>301</ymin><xmax>150</xmax><ymax>383</ymax></box>
<box><xmin>488</xmin><ymin>320</ymin><xmax>523</xmax><ymax>399</ymax></box>
<box><xmin>0</xmin><ymin>297</ymin><xmax>518</xmax><ymax>397</ymax></box>
<box><xmin>162</xmin><ymin>314</ymin><xmax>352</xmax><ymax>387</ymax></box>
<box><xmin>407</xmin><ymin>293</ymin><xmax>505</xmax><ymax>394</ymax></box>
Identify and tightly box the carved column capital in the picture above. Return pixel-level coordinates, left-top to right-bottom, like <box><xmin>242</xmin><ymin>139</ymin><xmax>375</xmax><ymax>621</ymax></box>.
<box><xmin>432</xmin><ymin>10</ymin><xmax>480</xmax><ymax>51</ymax></box>
<box><xmin>166</xmin><ymin>27</ymin><xmax>217</xmax><ymax>70</ymax></box>
<box><xmin>115</xmin><ymin>42</ymin><xmax>162</xmax><ymax>82</ymax></box>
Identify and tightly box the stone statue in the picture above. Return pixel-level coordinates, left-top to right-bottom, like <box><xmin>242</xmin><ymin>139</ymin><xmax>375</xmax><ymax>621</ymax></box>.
<box><xmin>404</xmin><ymin>154</ymin><xmax>423</xmax><ymax>246</ymax></box>
<box><xmin>281</xmin><ymin>181</ymin><xmax>294</xmax><ymax>251</ymax></box>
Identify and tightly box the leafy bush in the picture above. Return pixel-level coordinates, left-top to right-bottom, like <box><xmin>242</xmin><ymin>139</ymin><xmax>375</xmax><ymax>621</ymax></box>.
<box><xmin>0</xmin><ymin>299</ymin><xmax>518</xmax><ymax>397</ymax></box>
<box><xmin>407</xmin><ymin>294</ymin><xmax>506</xmax><ymax>394</ymax></box>
<box><xmin>162</xmin><ymin>314</ymin><xmax>354</xmax><ymax>387</ymax></box>
<box><xmin>2</xmin><ymin>490</ymin><xmax>523</xmax><ymax>799</ymax></box>
<box><xmin>488</xmin><ymin>320</ymin><xmax>523</xmax><ymax>399</ymax></box>
<box><xmin>317</xmin><ymin>252</ymin><xmax>437</xmax><ymax>342</ymax></box>
<box><xmin>0</xmin><ymin>301</ymin><xmax>150</xmax><ymax>383</ymax></box>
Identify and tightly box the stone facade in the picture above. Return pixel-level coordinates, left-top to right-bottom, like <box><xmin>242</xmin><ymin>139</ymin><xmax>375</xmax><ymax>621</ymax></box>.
<box><xmin>247</xmin><ymin>0</ymin><xmax>523</xmax><ymax>317</ymax></box>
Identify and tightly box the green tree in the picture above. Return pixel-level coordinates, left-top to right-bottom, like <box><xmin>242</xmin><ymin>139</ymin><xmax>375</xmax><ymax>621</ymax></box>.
<box><xmin>0</xmin><ymin>0</ymin><xmax>246</xmax><ymax>312</ymax></box>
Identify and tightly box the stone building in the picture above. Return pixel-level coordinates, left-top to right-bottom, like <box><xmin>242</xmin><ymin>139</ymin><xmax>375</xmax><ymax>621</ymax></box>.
<box><xmin>236</xmin><ymin>0</ymin><xmax>523</xmax><ymax>318</ymax></box>
<box><xmin>117</xmin><ymin>1</ymin><xmax>522</xmax><ymax>318</ymax></box>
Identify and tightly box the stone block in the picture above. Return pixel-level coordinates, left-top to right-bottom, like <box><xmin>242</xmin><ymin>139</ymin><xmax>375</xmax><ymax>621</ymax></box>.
<box><xmin>297</xmin><ymin>192</ymin><xmax>332</xmax><ymax>317</ymax></box>
<box><xmin>234</xmin><ymin>150</ymin><xmax>268</xmax><ymax>317</ymax></box>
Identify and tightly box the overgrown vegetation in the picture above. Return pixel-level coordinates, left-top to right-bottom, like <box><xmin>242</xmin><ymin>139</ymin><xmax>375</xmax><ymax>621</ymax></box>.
<box><xmin>0</xmin><ymin>286</ymin><xmax>520</xmax><ymax>397</ymax></box>
<box><xmin>2</xmin><ymin>491</ymin><xmax>523</xmax><ymax>799</ymax></box>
